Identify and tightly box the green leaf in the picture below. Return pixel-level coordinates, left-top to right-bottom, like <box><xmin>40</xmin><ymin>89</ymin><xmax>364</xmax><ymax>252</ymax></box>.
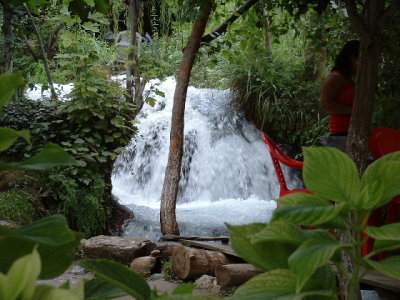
<box><xmin>365</xmin><ymin>223</ymin><xmax>400</xmax><ymax>253</ymax></box>
<box><xmin>272</xmin><ymin>193</ymin><xmax>346</xmax><ymax>227</ymax></box>
<box><xmin>0</xmin><ymin>128</ymin><xmax>30</xmax><ymax>151</ymax></box>
<box><xmin>0</xmin><ymin>215</ymin><xmax>82</xmax><ymax>279</ymax></box>
<box><xmin>365</xmin><ymin>223</ymin><xmax>400</xmax><ymax>241</ymax></box>
<box><xmin>230</xmin><ymin>269</ymin><xmax>332</xmax><ymax>300</ymax></box>
<box><xmin>228</xmin><ymin>223</ymin><xmax>296</xmax><ymax>271</ymax></box>
<box><xmin>365</xmin><ymin>256</ymin><xmax>400</xmax><ymax>280</ymax></box>
<box><xmin>94</xmin><ymin>0</ymin><xmax>109</xmax><ymax>14</ymax></box>
<box><xmin>252</xmin><ymin>223</ymin><xmax>335</xmax><ymax>246</ymax></box>
<box><xmin>0</xmin><ymin>73</ymin><xmax>24</xmax><ymax>110</ymax></box>
<box><xmin>4</xmin><ymin>248</ymin><xmax>41</xmax><ymax>300</ymax></box>
<box><xmin>88</xmin><ymin>12</ymin><xmax>110</xmax><ymax>25</ymax></box>
<box><xmin>12</xmin><ymin>142</ymin><xmax>78</xmax><ymax>170</ymax></box>
<box><xmin>361</xmin><ymin>152</ymin><xmax>400</xmax><ymax>209</ymax></box>
<box><xmin>172</xmin><ymin>284</ymin><xmax>197</xmax><ymax>295</ymax></box>
<box><xmin>84</xmin><ymin>278</ymin><xmax>127</xmax><ymax>299</ymax></box>
<box><xmin>80</xmin><ymin>259</ymin><xmax>151</xmax><ymax>300</ymax></box>
<box><xmin>146</xmin><ymin>97</ymin><xmax>157</xmax><ymax>107</ymax></box>
<box><xmin>303</xmin><ymin>147</ymin><xmax>360</xmax><ymax>203</ymax></box>
<box><xmin>288</xmin><ymin>239</ymin><xmax>347</xmax><ymax>292</ymax></box>
<box><xmin>81</xmin><ymin>22</ymin><xmax>99</xmax><ymax>32</ymax></box>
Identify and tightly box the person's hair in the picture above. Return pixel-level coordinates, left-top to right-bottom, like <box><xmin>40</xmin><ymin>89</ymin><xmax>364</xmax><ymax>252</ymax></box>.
<box><xmin>332</xmin><ymin>40</ymin><xmax>360</xmax><ymax>78</ymax></box>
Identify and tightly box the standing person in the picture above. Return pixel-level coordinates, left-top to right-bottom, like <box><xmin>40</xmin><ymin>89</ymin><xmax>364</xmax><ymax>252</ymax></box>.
<box><xmin>320</xmin><ymin>40</ymin><xmax>360</xmax><ymax>150</ymax></box>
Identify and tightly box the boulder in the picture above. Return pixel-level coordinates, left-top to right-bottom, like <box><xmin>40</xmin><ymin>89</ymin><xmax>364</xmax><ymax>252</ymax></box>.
<box><xmin>79</xmin><ymin>235</ymin><xmax>155</xmax><ymax>264</ymax></box>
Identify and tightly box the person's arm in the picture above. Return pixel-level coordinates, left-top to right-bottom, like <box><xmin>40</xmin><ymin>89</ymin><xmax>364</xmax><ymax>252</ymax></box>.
<box><xmin>320</xmin><ymin>73</ymin><xmax>353</xmax><ymax>115</ymax></box>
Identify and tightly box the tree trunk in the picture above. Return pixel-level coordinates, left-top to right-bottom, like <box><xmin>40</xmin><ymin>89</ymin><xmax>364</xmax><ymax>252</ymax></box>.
<box><xmin>256</xmin><ymin>2</ymin><xmax>272</xmax><ymax>54</ymax></box>
<box><xmin>159</xmin><ymin>1</ymin><xmax>213</xmax><ymax>236</ymax></box>
<box><xmin>172</xmin><ymin>246</ymin><xmax>232</xmax><ymax>280</ymax></box>
<box><xmin>1</xmin><ymin>3</ymin><xmax>15</xmax><ymax>73</ymax></box>
<box><xmin>341</xmin><ymin>1</ymin><xmax>399</xmax><ymax>299</ymax></box>
<box><xmin>126</xmin><ymin>0</ymin><xmax>146</xmax><ymax>115</ymax></box>
<box><xmin>24</xmin><ymin>4</ymin><xmax>57</xmax><ymax>100</ymax></box>
<box><xmin>215</xmin><ymin>264</ymin><xmax>263</xmax><ymax>287</ymax></box>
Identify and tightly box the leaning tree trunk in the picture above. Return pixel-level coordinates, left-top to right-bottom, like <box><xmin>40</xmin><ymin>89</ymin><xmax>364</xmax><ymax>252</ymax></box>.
<box><xmin>24</xmin><ymin>4</ymin><xmax>58</xmax><ymax>100</ymax></box>
<box><xmin>340</xmin><ymin>1</ymin><xmax>399</xmax><ymax>300</ymax></box>
<box><xmin>160</xmin><ymin>1</ymin><xmax>214</xmax><ymax>236</ymax></box>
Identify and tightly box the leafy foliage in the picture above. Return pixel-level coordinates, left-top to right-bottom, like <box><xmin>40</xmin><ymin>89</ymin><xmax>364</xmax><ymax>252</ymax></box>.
<box><xmin>229</xmin><ymin>147</ymin><xmax>400</xmax><ymax>299</ymax></box>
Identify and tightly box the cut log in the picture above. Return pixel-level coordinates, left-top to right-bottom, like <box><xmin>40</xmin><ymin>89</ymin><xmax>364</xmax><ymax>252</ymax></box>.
<box><xmin>172</xmin><ymin>246</ymin><xmax>233</xmax><ymax>280</ymax></box>
<box><xmin>216</xmin><ymin>264</ymin><xmax>263</xmax><ymax>287</ymax></box>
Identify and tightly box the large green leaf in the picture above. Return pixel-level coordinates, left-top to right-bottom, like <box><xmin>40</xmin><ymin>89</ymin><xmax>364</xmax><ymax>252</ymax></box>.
<box><xmin>2</xmin><ymin>248</ymin><xmax>41</xmax><ymax>300</ymax></box>
<box><xmin>0</xmin><ymin>73</ymin><xmax>24</xmax><ymax>110</ymax></box>
<box><xmin>0</xmin><ymin>215</ymin><xmax>82</xmax><ymax>279</ymax></box>
<box><xmin>303</xmin><ymin>147</ymin><xmax>360</xmax><ymax>203</ymax></box>
<box><xmin>172</xmin><ymin>284</ymin><xmax>197</xmax><ymax>295</ymax></box>
<box><xmin>365</xmin><ymin>223</ymin><xmax>400</xmax><ymax>241</ymax></box>
<box><xmin>10</xmin><ymin>142</ymin><xmax>78</xmax><ymax>170</ymax></box>
<box><xmin>80</xmin><ymin>259</ymin><xmax>151</xmax><ymax>300</ymax></box>
<box><xmin>229</xmin><ymin>269</ymin><xmax>332</xmax><ymax>300</ymax></box>
<box><xmin>84</xmin><ymin>278</ymin><xmax>127</xmax><ymax>299</ymax></box>
<box><xmin>365</xmin><ymin>256</ymin><xmax>400</xmax><ymax>280</ymax></box>
<box><xmin>288</xmin><ymin>239</ymin><xmax>347</xmax><ymax>292</ymax></box>
<box><xmin>360</xmin><ymin>152</ymin><xmax>400</xmax><ymax>210</ymax></box>
<box><xmin>0</xmin><ymin>128</ymin><xmax>30</xmax><ymax>151</ymax></box>
<box><xmin>272</xmin><ymin>193</ymin><xmax>346</xmax><ymax>227</ymax></box>
<box><xmin>228</xmin><ymin>224</ymin><xmax>296</xmax><ymax>271</ymax></box>
<box><xmin>365</xmin><ymin>223</ymin><xmax>400</xmax><ymax>253</ymax></box>
<box><xmin>251</xmin><ymin>222</ymin><xmax>335</xmax><ymax>246</ymax></box>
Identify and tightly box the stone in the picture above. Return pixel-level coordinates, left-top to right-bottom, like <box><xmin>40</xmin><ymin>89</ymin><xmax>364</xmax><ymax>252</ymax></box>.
<box><xmin>79</xmin><ymin>235</ymin><xmax>155</xmax><ymax>264</ymax></box>
<box><xmin>195</xmin><ymin>275</ymin><xmax>217</xmax><ymax>289</ymax></box>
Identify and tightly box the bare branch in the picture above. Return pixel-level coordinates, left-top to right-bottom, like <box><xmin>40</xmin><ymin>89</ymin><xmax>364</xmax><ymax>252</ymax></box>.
<box><xmin>21</xmin><ymin>34</ymin><xmax>39</xmax><ymax>61</ymax></box>
<box><xmin>47</xmin><ymin>22</ymin><xmax>65</xmax><ymax>59</ymax></box>
<box><xmin>200</xmin><ymin>0</ymin><xmax>259</xmax><ymax>44</ymax></box>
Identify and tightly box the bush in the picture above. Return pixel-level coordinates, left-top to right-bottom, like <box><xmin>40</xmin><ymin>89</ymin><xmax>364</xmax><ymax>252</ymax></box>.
<box><xmin>46</xmin><ymin>168</ymin><xmax>107</xmax><ymax>237</ymax></box>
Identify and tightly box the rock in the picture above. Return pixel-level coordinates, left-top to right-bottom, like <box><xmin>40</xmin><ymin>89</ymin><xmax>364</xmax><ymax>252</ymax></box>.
<box><xmin>130</xmin><ymin>256</ymin><xmax>157</xmax><ymax>276</ymax></box>
<box><xmin>79</xmin><ymin>235</ymin><xmax>155</xmax><ymax>264</ymax></box>
<box><xmin>195</xmin><ymin>275</ymin><xmax>217</xmax><ymax>289</ymax></box>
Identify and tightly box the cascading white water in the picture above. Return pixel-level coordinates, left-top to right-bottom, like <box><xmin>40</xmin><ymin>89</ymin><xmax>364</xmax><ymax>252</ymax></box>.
<box><xmin>112</xmin><ymin>77</ymin><xmax>298</xmax><ymax>241</ymax></box>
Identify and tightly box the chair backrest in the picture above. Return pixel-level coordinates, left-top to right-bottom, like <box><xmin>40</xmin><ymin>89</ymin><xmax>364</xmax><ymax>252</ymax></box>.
<box><xmin>261</xmin><ymin>132</ymin><xmax>304</xmax><ymax>196</ymax></box>
<box><xmin>369</xmin><ymin>127</ymin><xmax>400</xmax><ymax>159</ymax></box>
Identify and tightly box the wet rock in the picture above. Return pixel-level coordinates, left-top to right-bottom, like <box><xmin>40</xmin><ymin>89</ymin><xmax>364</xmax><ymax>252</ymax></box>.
<box><xmin>79</xmin><ymin>235</ymin><xmax>155</xmax><ymax>264</ymax></box>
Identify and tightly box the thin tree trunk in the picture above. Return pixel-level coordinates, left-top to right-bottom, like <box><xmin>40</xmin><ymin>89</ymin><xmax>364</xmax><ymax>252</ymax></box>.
<box><xmin>126</xmin><ymin>0</ymin><xmax>146</xmax><ymax>114</ymax></box>
<box><xmin>200</xmin><ymin>0</ymin><xmax>256</xmax><ymax>44</ymax></box>
<box><xmin>24</xmin><ymin>4</ymin><xmax>57</xmax><ymax>100</ymax></box>
<box><xmin>256</xmin><ymin>2</ymin><xmax>272</xmax><ymax>54</ymax></box>
<box><xmin>1</xmin><ymin>3</ymin><xmax>15</xmax><ymax>73</ymax></box>
<box><xmin>160</xmin><ymin>1</ymin><xmax>214</xmax><ymax>236</ymax></box>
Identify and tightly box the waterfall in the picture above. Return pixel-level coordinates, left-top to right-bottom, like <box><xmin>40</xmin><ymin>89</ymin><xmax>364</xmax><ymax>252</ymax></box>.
<box><xmin>112</xmin><ymin>77</ymin><xmax>294</xmax><ymax>241</ymax></box>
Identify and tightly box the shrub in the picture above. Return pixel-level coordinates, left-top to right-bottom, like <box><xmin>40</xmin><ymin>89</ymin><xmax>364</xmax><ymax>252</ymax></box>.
<box><xmin>0</xmin><ymin>189</ymin><xmax>37</xmax><ymax>224</ymax></box>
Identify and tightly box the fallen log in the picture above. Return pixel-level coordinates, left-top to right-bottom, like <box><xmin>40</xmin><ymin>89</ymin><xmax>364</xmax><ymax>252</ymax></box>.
<box><xmin>216</xmin><ymin>264</ymin><xmax>263</xmax><ymax>287</ymax></box>
<box><xmin>172</xmin><ymin>246</ymin><xmax>233</xmax><ymax>280</ymax></box>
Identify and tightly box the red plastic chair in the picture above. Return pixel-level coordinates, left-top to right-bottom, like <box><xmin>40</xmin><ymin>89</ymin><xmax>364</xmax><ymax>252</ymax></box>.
<box><xmin>261</xmin><ymin>132</ymin><xmax>311</xmax><ymax>198</ymax></box>
<box><xmin>362</xmin><ymin>127</ymin><xmax>400</xmax><ymax>257</ymax></box>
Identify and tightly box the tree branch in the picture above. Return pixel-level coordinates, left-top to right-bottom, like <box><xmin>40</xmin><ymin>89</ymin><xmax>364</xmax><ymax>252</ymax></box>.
<box><xmin>21</xmin><ymin>34</ymin><xmax>39</xmax><ymax>61</ymax></box>
<box><xmin>200</xmin><ymin>0</ymin><xmax>259</xmax><ymax>44</ymax></box>
<box><xmin>24</xmin><ymin>4</ymin><xmax>58</xmax><ymax>100</ymax></box>
<box><xmin>47</xmin><ymin>22</ymin><xmax>65</xmax><ymax>59</ymax></box>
